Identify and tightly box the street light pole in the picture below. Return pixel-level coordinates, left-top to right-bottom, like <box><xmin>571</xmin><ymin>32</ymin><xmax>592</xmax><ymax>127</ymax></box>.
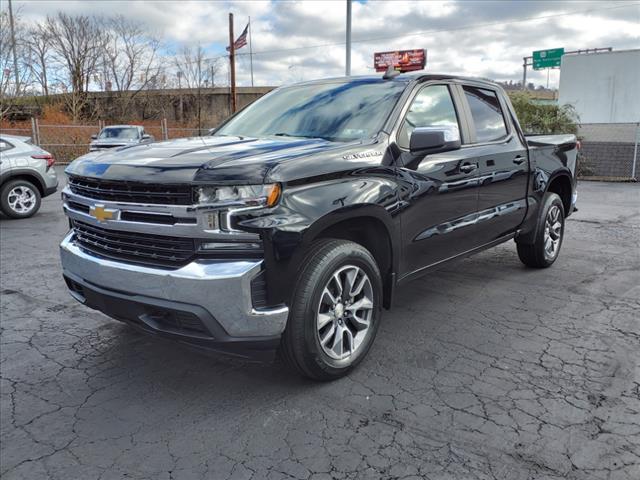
<box><xmin>345</xmin><ymin>0</ymin><xmax>352</xmax><ymax>76</ymax></box>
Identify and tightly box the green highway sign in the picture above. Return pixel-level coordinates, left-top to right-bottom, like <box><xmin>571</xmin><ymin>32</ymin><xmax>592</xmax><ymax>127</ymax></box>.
<box><xmin>532</xmin><ymin>48</ymin><xmax>565</xmax><ymax>70</ymax></box>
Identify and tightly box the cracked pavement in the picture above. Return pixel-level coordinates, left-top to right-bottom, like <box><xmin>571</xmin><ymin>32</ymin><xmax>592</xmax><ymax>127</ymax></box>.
<box><xmin>1</xmin><ymin>173</ymin><xmax>639</xmax><ymax>479</ymax></box>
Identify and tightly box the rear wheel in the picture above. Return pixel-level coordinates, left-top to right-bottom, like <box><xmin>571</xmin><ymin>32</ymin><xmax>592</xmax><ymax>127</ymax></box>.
<box><xmin>280</xmin><ymin>239</ymin><xmax>382</xmax><ymax>381</ymax></box>
<box><xmin>517</xmin><ymin>192</ymin><xmax>565</xmax><ymax>268</ymax></box>
<box><xmin>0</xmin><ymin>180</ymin><xmax>41</xmax><ymax>219</ymax></box>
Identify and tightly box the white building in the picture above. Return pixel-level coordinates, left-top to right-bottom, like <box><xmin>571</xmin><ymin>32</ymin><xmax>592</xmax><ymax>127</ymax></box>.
<box><xmin>558</xmin><ymin>49</ymin><xmax>640</xmax><ymax>179</ymax></box>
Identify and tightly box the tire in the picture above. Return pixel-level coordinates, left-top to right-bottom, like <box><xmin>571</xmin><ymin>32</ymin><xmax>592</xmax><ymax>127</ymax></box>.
<box><xmin>517</xmin><ymin>192</ymin><xmax>565</xmax><ymax>268</ymax></box>
<box><xmin>0</xmin><ymin>179</ymin><xmax>41</xmax><ymax>219</ymax></box>
<box><xmin>280</xmin><ymin>239</ymin><xmax>383</xmax><ymax>381</ymax></box>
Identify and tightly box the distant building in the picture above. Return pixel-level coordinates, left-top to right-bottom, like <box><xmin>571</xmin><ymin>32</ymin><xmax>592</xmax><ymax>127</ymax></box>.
<box><xmin>559</xmin><ymin>49</ymin><xmax>640</xmax><ymax>179</ymax></box>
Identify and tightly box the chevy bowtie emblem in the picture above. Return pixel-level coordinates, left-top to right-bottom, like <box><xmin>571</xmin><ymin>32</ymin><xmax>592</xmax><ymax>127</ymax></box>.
<box><xmin>89</xmin><ymin>204</ymin><xmax>118</xmax><ymax>222</ymax></box>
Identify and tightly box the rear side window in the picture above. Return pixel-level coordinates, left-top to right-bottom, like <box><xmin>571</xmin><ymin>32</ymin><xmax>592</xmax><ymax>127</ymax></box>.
<box><xmin>463</xmin><ymin>86</ymin><xmax>508</xmax><ymax>143</ymax></box>
<box><xmin>0</xmin><ymin>139</ymin><xmax>14</xmax><ymax>152</ymax></box>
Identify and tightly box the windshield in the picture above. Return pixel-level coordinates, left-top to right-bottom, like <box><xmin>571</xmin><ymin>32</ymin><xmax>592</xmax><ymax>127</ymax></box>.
<box><xmin>99</xmin><ymin>127</ymin><xmax>139</xmax><ymax>140</ymax></box>
<box><xmin>215</xmin><ymin>79</ymin><xmax>406</xmax><ymax>142</ymax></box>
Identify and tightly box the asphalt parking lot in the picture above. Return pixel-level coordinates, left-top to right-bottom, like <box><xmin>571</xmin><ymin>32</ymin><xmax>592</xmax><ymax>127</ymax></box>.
<box><xmin>1</xmin><ymin>172</ymin><xmax>638</xmax><ymax>480</ymax></box>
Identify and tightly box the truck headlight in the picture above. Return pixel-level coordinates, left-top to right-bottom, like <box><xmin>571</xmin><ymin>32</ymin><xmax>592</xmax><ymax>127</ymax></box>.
<box><xmin>194</xmin><ymin>184</ymin><xmax>281</xmax><ymax>207</ymax></box>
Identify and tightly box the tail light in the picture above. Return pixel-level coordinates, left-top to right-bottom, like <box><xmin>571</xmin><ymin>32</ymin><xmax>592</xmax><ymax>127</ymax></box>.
<box><xmin>576</xmin><ymin>140</ymin><xmax>582</xmax><ymax>151</ymax></box>
<box><xmin>32</xmin><ymin>154</ymin><xmax>56</xmax><ymax>170</ymax></box>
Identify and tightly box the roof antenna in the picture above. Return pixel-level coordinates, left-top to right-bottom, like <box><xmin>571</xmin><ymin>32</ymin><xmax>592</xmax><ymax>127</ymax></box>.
<box><xmin>382</xmin><ymin>65</ymin><xmax>400</xmax><ymax>80</ymax></box>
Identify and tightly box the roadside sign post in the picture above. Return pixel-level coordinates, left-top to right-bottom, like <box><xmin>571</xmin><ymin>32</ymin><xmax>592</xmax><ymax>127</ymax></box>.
<box><xmin>533</xmin><ymin>48</ymin><xmax>565</xmax><ymax>69</ymax></box>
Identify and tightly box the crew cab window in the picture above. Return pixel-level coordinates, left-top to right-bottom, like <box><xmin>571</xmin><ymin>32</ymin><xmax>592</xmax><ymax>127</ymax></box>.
<box><xmin>463</xmin><ymin>86</ymin><xmax>508</xmax><ymax>143</ymax></box>
<box><xmin>397</xmin><ymin>85</ymin><xmax>460</xmax><ymax>149</ymax></box>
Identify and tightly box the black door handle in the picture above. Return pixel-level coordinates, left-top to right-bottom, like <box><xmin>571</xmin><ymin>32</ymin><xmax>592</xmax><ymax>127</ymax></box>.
<box><xmin>460</xmin><ymin>163</ymin><xmax>478</xmax><ymax>173</ymax></box>
<box><xmin>513</xmin><ymin>156</ymin><xmax>526</xmax><ymax>165</ymax></box>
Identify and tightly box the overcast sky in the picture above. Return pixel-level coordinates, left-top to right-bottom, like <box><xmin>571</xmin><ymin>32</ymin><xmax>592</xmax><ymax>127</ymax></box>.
<box><xmin>11</xmin><ymin>0</ymin><xmax>640</xmax><ymax>88</ymax></box>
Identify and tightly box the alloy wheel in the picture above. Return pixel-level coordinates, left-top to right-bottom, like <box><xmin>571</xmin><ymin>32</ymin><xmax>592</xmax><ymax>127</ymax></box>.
<box><xmin>7</xmin><ymin>186</ymin><xmax>37</xmax><ymax>215</ymax></box>
<box><xmin>316</xmin><ymin>265</ymin><xmax>374</xmax><ymax>361</ymax></box>
<box><xmin>543</xmin><ymin>205</ymin><xmax>562</xmax><ymax>260</ymax></box>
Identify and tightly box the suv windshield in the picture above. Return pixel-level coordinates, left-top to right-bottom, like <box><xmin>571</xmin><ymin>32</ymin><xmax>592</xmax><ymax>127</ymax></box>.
<box><xmin>99</xmin><ymin>127</ymin><xmax>139</xmax><ymax>140</ymax></box>
<box><xmin>215</xmin><ymin>79</ymin><xmax>406</xmax><ymax>142</ymax></box>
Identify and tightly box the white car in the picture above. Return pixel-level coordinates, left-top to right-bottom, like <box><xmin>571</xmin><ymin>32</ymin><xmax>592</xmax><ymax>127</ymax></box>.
<box><xmin>0</xmin><ymin>135</ymin><xmax>58</xmax><ymax>218</ymax></box>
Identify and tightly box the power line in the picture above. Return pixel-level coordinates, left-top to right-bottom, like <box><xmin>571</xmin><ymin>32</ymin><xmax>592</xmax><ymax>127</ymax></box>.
<box><xmin>173</xmin><ymin>1</ymin><xmax>639</xmax><ymax>68</ymax></box>
<box><xmin>234</xmin><ymin>1</ymin><xmax>639</xmax><ymax>58</ymax></box>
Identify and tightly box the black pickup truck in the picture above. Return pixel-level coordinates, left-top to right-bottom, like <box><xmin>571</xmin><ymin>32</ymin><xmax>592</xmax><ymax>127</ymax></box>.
<box><xmin>60</xmin><ymin>73</ymin><xmax>578</xmax><ymax>380</ymax></box>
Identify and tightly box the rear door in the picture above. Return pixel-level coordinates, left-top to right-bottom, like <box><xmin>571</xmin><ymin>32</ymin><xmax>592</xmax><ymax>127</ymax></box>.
<box><xmin>395</xmin><ymin>83</ymin><xmax>482</xmax><ymax>277</ymax></box>
<box><xmin>458</xmin><ymin>84</ymin><xmax>528</xmax><ymax>244</ymax></box>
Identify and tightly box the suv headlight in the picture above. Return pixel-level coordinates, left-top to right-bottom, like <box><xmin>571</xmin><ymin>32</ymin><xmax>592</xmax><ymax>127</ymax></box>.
<box><xmin>194</xmin><ymin>184</ymin><xmax>281</xmax><ymax>207</ymax></box>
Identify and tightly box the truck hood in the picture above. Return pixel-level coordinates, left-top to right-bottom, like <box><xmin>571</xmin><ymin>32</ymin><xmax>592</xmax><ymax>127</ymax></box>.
<box><xmin>67</xmin><ymin>135</ymin><xmax>358</xmax><ymax>184</ymax></box>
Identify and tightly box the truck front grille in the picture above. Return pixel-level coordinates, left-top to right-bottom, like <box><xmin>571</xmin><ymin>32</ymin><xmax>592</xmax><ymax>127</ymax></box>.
<box><xmin>72</xmin><ymin>220</ymin><xmax>195</xmax><ymax>268</ymax></box>
<box><xmin>68</xmin><ymin>175</ymin><xmax>192</xmax><ymax>205</ymax></box>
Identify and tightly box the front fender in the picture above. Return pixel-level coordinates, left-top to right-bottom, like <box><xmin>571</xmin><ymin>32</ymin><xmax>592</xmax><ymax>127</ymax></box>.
<box><xmin>235</xmin><ymin>169</ymin><xmax>402</xmax><ymax>306</ymax></box>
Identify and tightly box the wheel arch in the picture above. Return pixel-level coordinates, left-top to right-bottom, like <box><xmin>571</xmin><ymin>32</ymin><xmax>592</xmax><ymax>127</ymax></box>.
<box><xmin>1</xmin><ymin>169</ymin><xmax>46</xmax><ymax>196</ymax></box>
<box><xmin>300</xmin><ymin>206</ymin><xmax>399</xmax><ymax>309</ymax></box>
<box><xmin>546</xmin><ymin>172</ymin><xmax>573</xmax><ymax>216</ymax></box>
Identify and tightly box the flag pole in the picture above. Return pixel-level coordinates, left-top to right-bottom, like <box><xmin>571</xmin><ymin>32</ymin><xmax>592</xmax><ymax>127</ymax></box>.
<box><xmin>228</xmin><ymin>13</ymin><xmax>237</xmax><ymax>113</ymax></box>
<box><xmin>249</xmin><ymin>17</ymin><xmax>254</xmax><ymax>87</ymax></box>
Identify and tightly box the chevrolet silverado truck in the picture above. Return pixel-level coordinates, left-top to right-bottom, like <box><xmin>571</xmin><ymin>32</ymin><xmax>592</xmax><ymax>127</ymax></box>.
<box><xmin>60</xmin><ymin>74</ymin><xmax>578</xmax><ymax>380</ymax></box>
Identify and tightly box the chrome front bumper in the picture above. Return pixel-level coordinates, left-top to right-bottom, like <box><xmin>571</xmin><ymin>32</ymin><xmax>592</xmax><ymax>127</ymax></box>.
<box><xmin>60</xmin><ymin>232</ymin><xmax>289</xmax><ymax>338</ymax></box>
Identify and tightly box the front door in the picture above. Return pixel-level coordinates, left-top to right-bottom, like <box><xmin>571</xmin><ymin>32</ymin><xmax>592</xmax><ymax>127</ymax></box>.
<box><xmin>395</xmin><ymin>84</ymin><xmax>481</xmax><ymax>277</ymax></box>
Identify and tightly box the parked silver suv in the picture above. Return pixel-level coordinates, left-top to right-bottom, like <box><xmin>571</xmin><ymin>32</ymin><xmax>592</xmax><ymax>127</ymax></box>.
<box><xmin>0</xmin><ymin>135</ymin><xmax>58</xmax><ymax>218</ymax></box>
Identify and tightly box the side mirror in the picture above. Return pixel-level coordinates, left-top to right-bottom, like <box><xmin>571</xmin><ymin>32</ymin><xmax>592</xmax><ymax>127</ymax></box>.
<box><xmin>142</xmin><ymin>134</ymin><xmax>151</xmax><ymax>140</ymax></box>
<box><xmin>409</xmin><ymin>127</ymin><xmax>461</xmax><ymax>154</ymax></box>
<box><xmin>91</xmin><ymin>134</ymin><xmax>98</xmax><ymax>140</ymax></box>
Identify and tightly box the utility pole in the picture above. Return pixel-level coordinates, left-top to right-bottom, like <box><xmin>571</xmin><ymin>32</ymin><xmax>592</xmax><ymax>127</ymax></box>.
<box><xmin>249</xmin><ymin>16</ymin><xmax>255</xmax><ymax>87</ymax></box>
<box><xmin>345</xmin><ymin>0</ymin><xmax>352</xmax><ymax>76</ymax></box>
<box><xmin>228</xmin><ymin>13</ymin><xmax>237</xmax><ymax>113</ymax></box>
<box><xmin>197</xmin><ymin>55</ymin><xmax>202</xmax><ymax>135</ymax></box>
<box><xmin>8</xmin><ymin>0</ymin><xmax>20</xmax><ymax>94</ymax></box>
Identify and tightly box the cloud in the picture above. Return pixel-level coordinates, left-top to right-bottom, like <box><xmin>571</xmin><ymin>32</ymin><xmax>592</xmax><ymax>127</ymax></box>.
<box><xmin>10</xmin><ymin>0</ymin><xmax>640</xmax><ymax>88</ymax></box>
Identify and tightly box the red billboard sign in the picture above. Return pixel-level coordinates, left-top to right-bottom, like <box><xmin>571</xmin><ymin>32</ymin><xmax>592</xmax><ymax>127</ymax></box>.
<box><xmin>374</xmin><ymin>49</ymin><xmax>426</xmax><ymax>72</ymax></box>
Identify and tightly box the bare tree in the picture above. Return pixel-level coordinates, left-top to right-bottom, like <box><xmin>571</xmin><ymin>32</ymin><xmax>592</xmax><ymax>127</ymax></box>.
<box><xmin>46</xmin><ymin>13</ymin><xmax>107</xmax><ymax>120</ymax></box>
<box><xmin>26</xmin><ymin>23</ymin><xmax>51</xmax><ymax>95</ymax></box>
<box><xmin>101</xmin><ymin>15</ymin><xmax>161</xmax><ymax>119</ymax></box>
<box><xmin>172</xmin><ymin>45</ymin><xmax>223</xmax><ymax>128</ymax></box>
<box><xmin>0</xmin><ymin>10</ymin><xmax>30</xmax><ymax>118</ymax></box>
<box><xmin>174</xmin><ymin>45</ymin><xmax>206</xmax><ymax>89</ymax></box>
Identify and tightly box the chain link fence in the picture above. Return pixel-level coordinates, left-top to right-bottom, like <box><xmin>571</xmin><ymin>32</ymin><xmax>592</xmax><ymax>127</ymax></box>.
<box><xmin>4</xmin><ymin>120</ymin><xmax>639</xmax><ymax>181</ymax></box>
<box><xmin>0</xmin><ymin>119</ymin><xmax>211</xmax><ymax>164</ymax></box>
<box><xmin>578</xmin><ymin>123</ymin><xmax>639</xmax><ymax>181</ymax></box>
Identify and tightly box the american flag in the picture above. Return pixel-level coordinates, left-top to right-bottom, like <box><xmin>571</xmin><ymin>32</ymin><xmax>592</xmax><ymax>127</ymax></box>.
<box><xmin>226</xmin><ymin>24</ymin><xmax>248</xmax><ymax>52</ymax></box>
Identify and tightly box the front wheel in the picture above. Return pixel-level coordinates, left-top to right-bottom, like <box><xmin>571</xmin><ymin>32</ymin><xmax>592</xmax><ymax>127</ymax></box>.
<box><xmin>517</xmin><ymin>192</ymin><xmax>565</xmax><ymax>268</ymax></box>
<box><xmin>280</xmin><ymin>239</ymin><xmax>382</xmax><ymax>381</ymax></box>
<box><xmin>0</xmin><ymin>180</ymin><xmax>42</xmax><ymax>219</ymax></box>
